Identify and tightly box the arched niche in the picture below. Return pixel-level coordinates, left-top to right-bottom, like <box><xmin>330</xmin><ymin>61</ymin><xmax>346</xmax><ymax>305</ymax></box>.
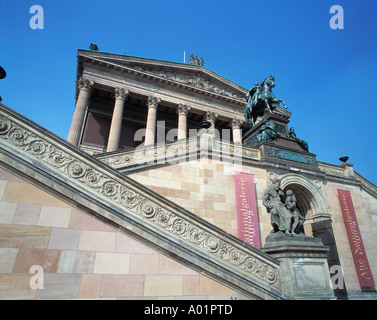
<box><xmin>278</xmin><ymin>173</ymin><xmax>330</xmax><ymax>235</ymax></box>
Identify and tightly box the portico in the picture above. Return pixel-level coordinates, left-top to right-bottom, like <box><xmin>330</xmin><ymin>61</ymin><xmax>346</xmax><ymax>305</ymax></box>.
<box><xmin>67</xmin><ymin>50</ymin><xmax>248</xmax><ymax>154</ymax></box>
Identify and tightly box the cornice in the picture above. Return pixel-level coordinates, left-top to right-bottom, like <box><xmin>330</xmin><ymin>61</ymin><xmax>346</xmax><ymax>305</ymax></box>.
<box><xmin>96</xmin><ymin>138</ymin><xmax>377</xmax><ymax>204</ymax></box>
<box><xmin>95</xmin><ymin>136</ymin><xmax>377</xmax><ymax>203</ymax></box>
<box><xmin>318</xmin><ymin>161</ymin><xmax>377</xmax><ymax>198</ymax></box>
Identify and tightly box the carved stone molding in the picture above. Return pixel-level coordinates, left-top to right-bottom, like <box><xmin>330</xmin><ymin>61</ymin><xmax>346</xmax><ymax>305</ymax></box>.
<box><xmin>114</xmin><ymin>87</ymin><xmax>129</xmax><ymax>100</ymax></box>
<box><xmin>318</xmin><ymin>162</ymin><xmax>346</xmax><ymax>177</ymax></box>
<box><xmin>147</xmin><ymin>96</ymin><xmax>161</xmax><ymax>109</ymax></box>
<box><xmin>176</xmin><ymin>104</ymin><xmax>191</xmax><ymax>116</ymax></box>
<box><xmin>97</xmin><ymin>138</ymin><xmax>260</xmax><ymax>172</ymax></box>
<box><xmin>317</xmin><ymin>162</ymin><xmax>377</xmax><ymax>198</ymax></box>
<box><xmin>276</xmin><ymin>172</ymin><xmax>329</xmax><ymax>216</ymax></box>
<box><xmin>0</xmin><ymin>105</ymin><xmax>281</xmax><ymax>297</ymax></box>
<box><xmin>230</xmin><ymin>118</ymin><xmax>244</xmax><ymax>129</ymax></box>
<box><xmin>77</xmin><ymin>77</ymin><xmax>94</xmax><ymax>92</ymax></box>
<box><xmin>131</xmin><ymin>65</ymin><xmax>246</xmax><ymax>102</ymax></box>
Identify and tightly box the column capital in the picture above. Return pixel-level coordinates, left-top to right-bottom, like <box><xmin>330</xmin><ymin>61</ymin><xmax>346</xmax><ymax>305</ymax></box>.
<box><xmin>114</xmin><ymin>87</ymin><xmax>129</xmax><ymax>101</ymax></box>
<box><xmin>230</xmin><ymin>118</ymin><xmax>244</xmax><ymax>129</ymax></box>
<box><xmin>147</xmin><ymin>96</ymin><xmax>161</xmax><ymax>109</ymax></box>
<box><xmin>205</xmin><ymin>111</ymin><xmax>218</xmax><ymax>123</ymax></box>
<box><xmin>176</xmin><ymin>104</ymin><xmax>191</xmax><ymax>116</ymax></box>
<box><xmin>77</xmin><ymin>77</ymin><xmax>94</xmax><ymax>92</ymax></box>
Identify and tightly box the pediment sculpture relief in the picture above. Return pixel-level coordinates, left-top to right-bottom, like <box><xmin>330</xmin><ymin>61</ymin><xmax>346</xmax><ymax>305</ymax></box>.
<box><xmin>132</xmin><ymin>65</ymin><xmax>246</xmax><ymax>102</ymax></box>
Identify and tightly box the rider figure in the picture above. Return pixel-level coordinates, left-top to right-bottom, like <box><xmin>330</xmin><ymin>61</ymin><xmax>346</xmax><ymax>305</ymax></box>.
<box><xmin>244</xmin><ymin>75</ymin><xmax>288</xmax><ymax>127</ymax></box>
<box><xmin>246</xmin><ymin>82</ymin><xmax>260</xmax><ymax>112</ymax></box>
<box><xmin>252</xmin><ymin>82</ymin><xmax>260</xmax><ymax>108</ymax></box>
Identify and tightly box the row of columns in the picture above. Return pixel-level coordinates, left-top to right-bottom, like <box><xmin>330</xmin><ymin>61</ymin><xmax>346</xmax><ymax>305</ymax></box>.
<box><xmin>67</xmin><ymin>78</ymin><xmax>244</xmax><ymax>152</ymax></box>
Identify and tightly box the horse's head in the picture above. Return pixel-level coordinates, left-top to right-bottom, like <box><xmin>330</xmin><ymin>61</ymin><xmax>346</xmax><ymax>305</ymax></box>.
<box><xmin>261</xmin><ymin>75</ymin><xmax>275</xmax><ymax>90</ymax></box>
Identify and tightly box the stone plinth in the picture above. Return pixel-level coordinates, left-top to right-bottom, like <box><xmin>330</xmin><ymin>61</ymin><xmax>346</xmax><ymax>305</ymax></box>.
<box><xmin>243</xmin><ymin>112</ymin><xmax>289</xmax><ymax>148</ymax></box>
<box><xmin>262</xmin><ymin>235</ymin><xmax>335</xmax><ymax>300</ymax></box>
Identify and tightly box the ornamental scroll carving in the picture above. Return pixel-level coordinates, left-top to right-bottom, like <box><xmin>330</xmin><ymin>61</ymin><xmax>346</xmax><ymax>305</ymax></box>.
<box><xmin>114</xmin><ymin>87</ymin><xmax>129</xmax><ymax>100</ymax></box>
<box><xmin>77</xmin><ymin>78</ymin><xmax>94</xmax><ymax>91</ymax></box>
<box><xmin>132</xmin><ymin>65</ymin><xmax>246</xmax><ymax>102</ymax></box>
<box><xmin>0</xmin><ymin>111</ymin><xmax>279</xmax><ymax>290</ymax></box>
<box><xmin>176</xmin><ymin>104</ymin><xmax>191</xmax><ymax>116</ymax></box>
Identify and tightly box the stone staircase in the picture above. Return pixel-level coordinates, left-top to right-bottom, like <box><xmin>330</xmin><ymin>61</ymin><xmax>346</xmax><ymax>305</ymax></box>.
<box><xmin>0</xmin><ymin>103</ymin><xmax>283</xmax><ymax>300</ymax></box>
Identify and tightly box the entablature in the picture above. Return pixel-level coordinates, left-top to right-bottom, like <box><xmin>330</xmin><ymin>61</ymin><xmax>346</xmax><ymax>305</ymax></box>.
<box><xmin>77</xmin><ymin>50</ymin><xmax>247</xmax><ymax>111</ymax></box>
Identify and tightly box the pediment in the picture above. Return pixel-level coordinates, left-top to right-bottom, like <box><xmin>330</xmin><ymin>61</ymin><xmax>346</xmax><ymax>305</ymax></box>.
<box><xmin>78</xmin><ymin>50</ymin><xmax>247</xmax><ymax>103</ymax></box>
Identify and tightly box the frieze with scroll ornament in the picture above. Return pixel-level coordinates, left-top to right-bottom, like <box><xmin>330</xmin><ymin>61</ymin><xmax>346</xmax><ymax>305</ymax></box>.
<box><xmin>98</xmin><ymin>138</ymin><xmax>260</xmax><ymax>171</ymax></box>
<box><xmin>265</xmin><ymin>146</ymin><xmax>316</xmax><ymax>166</ymax></box>
<box><xmin>132</xmin><ymin>65</ymin><xmax>246</xmax><ymax>102</ymax></box>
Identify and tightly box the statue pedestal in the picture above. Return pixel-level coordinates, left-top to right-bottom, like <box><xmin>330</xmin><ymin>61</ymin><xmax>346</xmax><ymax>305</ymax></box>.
<box><xmin>243</xmin><ymin>112</ymin><xmax>290</xmax><ymax>148</ymax></box>
<box><xmin>262</xmin><ymin>235</ymin><xmax>335</xmax><ymax>300</ymax></box>
<box><xmin>243</xmin><ymin>112</ymin><xmax>319</xmax><ymax>170</ymax></box>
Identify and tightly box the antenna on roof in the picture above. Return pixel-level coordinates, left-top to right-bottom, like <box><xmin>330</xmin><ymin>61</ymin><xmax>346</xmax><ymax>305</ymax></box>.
<box><xmin>184</xmin><ymin>51</ymin><xmax>186</xmax><ymax>64</ymax></box>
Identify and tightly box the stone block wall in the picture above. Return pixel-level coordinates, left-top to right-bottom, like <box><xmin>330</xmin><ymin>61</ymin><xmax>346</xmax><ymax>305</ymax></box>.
<box><xmin>0</xmin><ymin>168</ymin><xmax>245</xmax><ymax>299</ymax></box>
<box><xmin>129</xmin><ymin>160</ymin><xmax>271</xmax><ymax>246</ymax></box>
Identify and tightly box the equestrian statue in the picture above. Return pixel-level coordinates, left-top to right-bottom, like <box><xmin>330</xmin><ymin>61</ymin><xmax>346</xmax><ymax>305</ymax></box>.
<box><xmin>244</xmin><ymin>75</ymin><xmax>288</xmax><ymax>127</ymax></box>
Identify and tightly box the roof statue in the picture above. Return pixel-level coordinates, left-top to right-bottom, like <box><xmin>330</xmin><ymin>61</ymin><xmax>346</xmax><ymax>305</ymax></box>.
<box><xmin>89</xmin><ymin>43</ymin><xmax>99</xmax><ymax>51</ymax></box>
<box><xmin>189</xmin><ymin>54</ymin><xmax>205</xmax><ymax>66</ymax></box>
<box><xmin>244</xmin><ymin>75</ymin><xmax>288</xmax><ymax>127</ymax></box>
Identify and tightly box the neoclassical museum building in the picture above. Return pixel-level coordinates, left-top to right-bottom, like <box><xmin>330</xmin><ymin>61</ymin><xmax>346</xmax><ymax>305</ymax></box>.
<box><xmin>0</xmin><ymin>48</ymin><xmax>376</xmax><ymax>300</ymax></box>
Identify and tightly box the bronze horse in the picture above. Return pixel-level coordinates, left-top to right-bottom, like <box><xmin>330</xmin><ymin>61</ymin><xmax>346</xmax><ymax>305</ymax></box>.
<box><xmin>244</xmin><ymin>75</ymin><xmax>288</xmax><ymax>127</ymax></box>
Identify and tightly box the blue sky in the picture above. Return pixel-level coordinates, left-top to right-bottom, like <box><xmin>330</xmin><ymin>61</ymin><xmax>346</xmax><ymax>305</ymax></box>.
<box><xmin>1</xmin><ymin>0</ymin><xmax>377</xmax><ymax>186</ymax></box>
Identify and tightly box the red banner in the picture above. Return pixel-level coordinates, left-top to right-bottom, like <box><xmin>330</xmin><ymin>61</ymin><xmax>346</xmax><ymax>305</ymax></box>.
<box><xmin>337</xmin><ymin>189</ymin><xmax>375</xmax><ymax>288</ymax></box>
<box><xmin>234</xmin><ymin>172</ymin><xmax>261</xmax><ymax>249</ymax></box>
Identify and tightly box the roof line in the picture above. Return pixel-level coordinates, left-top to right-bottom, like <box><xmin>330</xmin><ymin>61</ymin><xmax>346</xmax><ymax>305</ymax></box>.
<box><xmin>77</xmin><ymin>49</ymin><xmax>248</xmax><ymax>92</ymax></box>
<box><xmin>79</xmin><ymin>49</ymin><xmax>189</xmax><ymax>67</ymax></box>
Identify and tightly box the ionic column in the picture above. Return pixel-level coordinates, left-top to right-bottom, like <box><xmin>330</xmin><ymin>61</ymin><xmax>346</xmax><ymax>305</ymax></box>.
<box><xmin>145</xmin><ymin>96</ymin><xmax>161</xmax><ymax>146</ymax></box>
<box><xmin>176</xmin><ymin>104</ymin><xmax>191</xmax><ymax>140</ymax></box>
<box><xmin>231</xmin><ymin>118</ymin><xmax>244</xmax><ymax>144</ymax></box>
<box><xmin>107</xmin><ymin>88</ymin><xmax>129</xmax><ymax>152</ymax></box>
<box><xmin>67</xmin><ymin>78</ymin><xmax>94</xmax><ymax>146</ymax></box>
